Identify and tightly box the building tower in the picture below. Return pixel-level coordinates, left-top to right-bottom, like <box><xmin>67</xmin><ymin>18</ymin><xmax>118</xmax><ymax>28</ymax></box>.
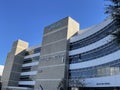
<box><xmin>2</xmin><ymin>40</ymin><xmax>28</xmax><ymax>90</ymax></box>
<box><xmin>35</xmin><ymin>17</ymin><xmax>79</xmax><ymax>90</ymax></box>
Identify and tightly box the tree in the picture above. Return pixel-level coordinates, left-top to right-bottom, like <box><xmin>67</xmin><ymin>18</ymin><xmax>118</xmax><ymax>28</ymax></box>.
<box><xmin>105</xmin><ymin>0</ymin><xmax>120</xmax><ymax>44</ymax></box>
<box><xmin>105</xmin><ymin>0</ymin><xmax>120</xmax><ymax>20</ymax></box>
<box><xmin>57</xmin><ymin>78</ymin><xmax>65</xmax><ymax>90</ymax></box>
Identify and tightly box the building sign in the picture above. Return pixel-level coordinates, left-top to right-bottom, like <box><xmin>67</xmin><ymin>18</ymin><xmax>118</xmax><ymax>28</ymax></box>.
<box><xmin>96</xmin><ymin>82</ymin><xmax>110</xmax><ymax>85</ymax></box>
<box><xmin>48</xmin><ymin>22</ymin><xmax>62</xmax><ymax>30</ymax></box>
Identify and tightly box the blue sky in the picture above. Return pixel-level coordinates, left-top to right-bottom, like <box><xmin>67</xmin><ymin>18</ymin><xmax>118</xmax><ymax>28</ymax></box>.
<box><xmin>0</xmin><ymin>0</ymin><xmax>108</xmax><ymax>65</ymax></box>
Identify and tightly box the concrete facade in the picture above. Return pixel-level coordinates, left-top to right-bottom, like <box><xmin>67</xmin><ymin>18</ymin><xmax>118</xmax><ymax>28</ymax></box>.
<box><xmin>34</xmin><ymin>17</ymin><xmax>79</xmax><ymax>90</ymax></box>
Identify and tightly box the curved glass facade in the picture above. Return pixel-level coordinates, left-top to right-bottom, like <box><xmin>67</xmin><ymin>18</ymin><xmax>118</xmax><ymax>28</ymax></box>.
<box><xmin>70</xmin><ymin>21</ymin><xmax>116</xmax><ymax>51</ymax></box>
<box><xmin>70</xmin><ymin>59</ymin><xmax>120</xmax><ymax>79</ymax></box>
<box><xmin>69</xmin><ymin>40</ymin><xmax>120</xmax><ymax>64</ymax></box>
<box><xmin>69</xmin><ymin>20</ymin><xmax>120</xmax><ymax>88</ymax></box>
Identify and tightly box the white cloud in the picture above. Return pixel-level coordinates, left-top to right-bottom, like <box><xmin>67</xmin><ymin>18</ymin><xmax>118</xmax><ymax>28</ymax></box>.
<box><xmin>0</xmin><ymin>65</ymin><xmax>4</xmax><ymax>76</ymax></box>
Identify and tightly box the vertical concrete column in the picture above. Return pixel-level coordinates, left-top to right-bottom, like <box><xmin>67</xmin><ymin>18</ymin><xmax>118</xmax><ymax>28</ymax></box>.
<box><xmin>35</xmin><ymin>17</ymin><xmax>79</xmax><ymax>90</ymax></box>
<box><xmin>2</xmin><ymin>40</ymin><xmax>28</xmax><ymax>90</ymax></box>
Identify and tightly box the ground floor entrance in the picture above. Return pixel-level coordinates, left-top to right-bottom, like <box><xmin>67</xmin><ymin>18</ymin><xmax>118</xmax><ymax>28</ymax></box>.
<box><xmin>68</xmin><ymin>87</ymin><xmax>120</xmax><ymax>90</ymax></box>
